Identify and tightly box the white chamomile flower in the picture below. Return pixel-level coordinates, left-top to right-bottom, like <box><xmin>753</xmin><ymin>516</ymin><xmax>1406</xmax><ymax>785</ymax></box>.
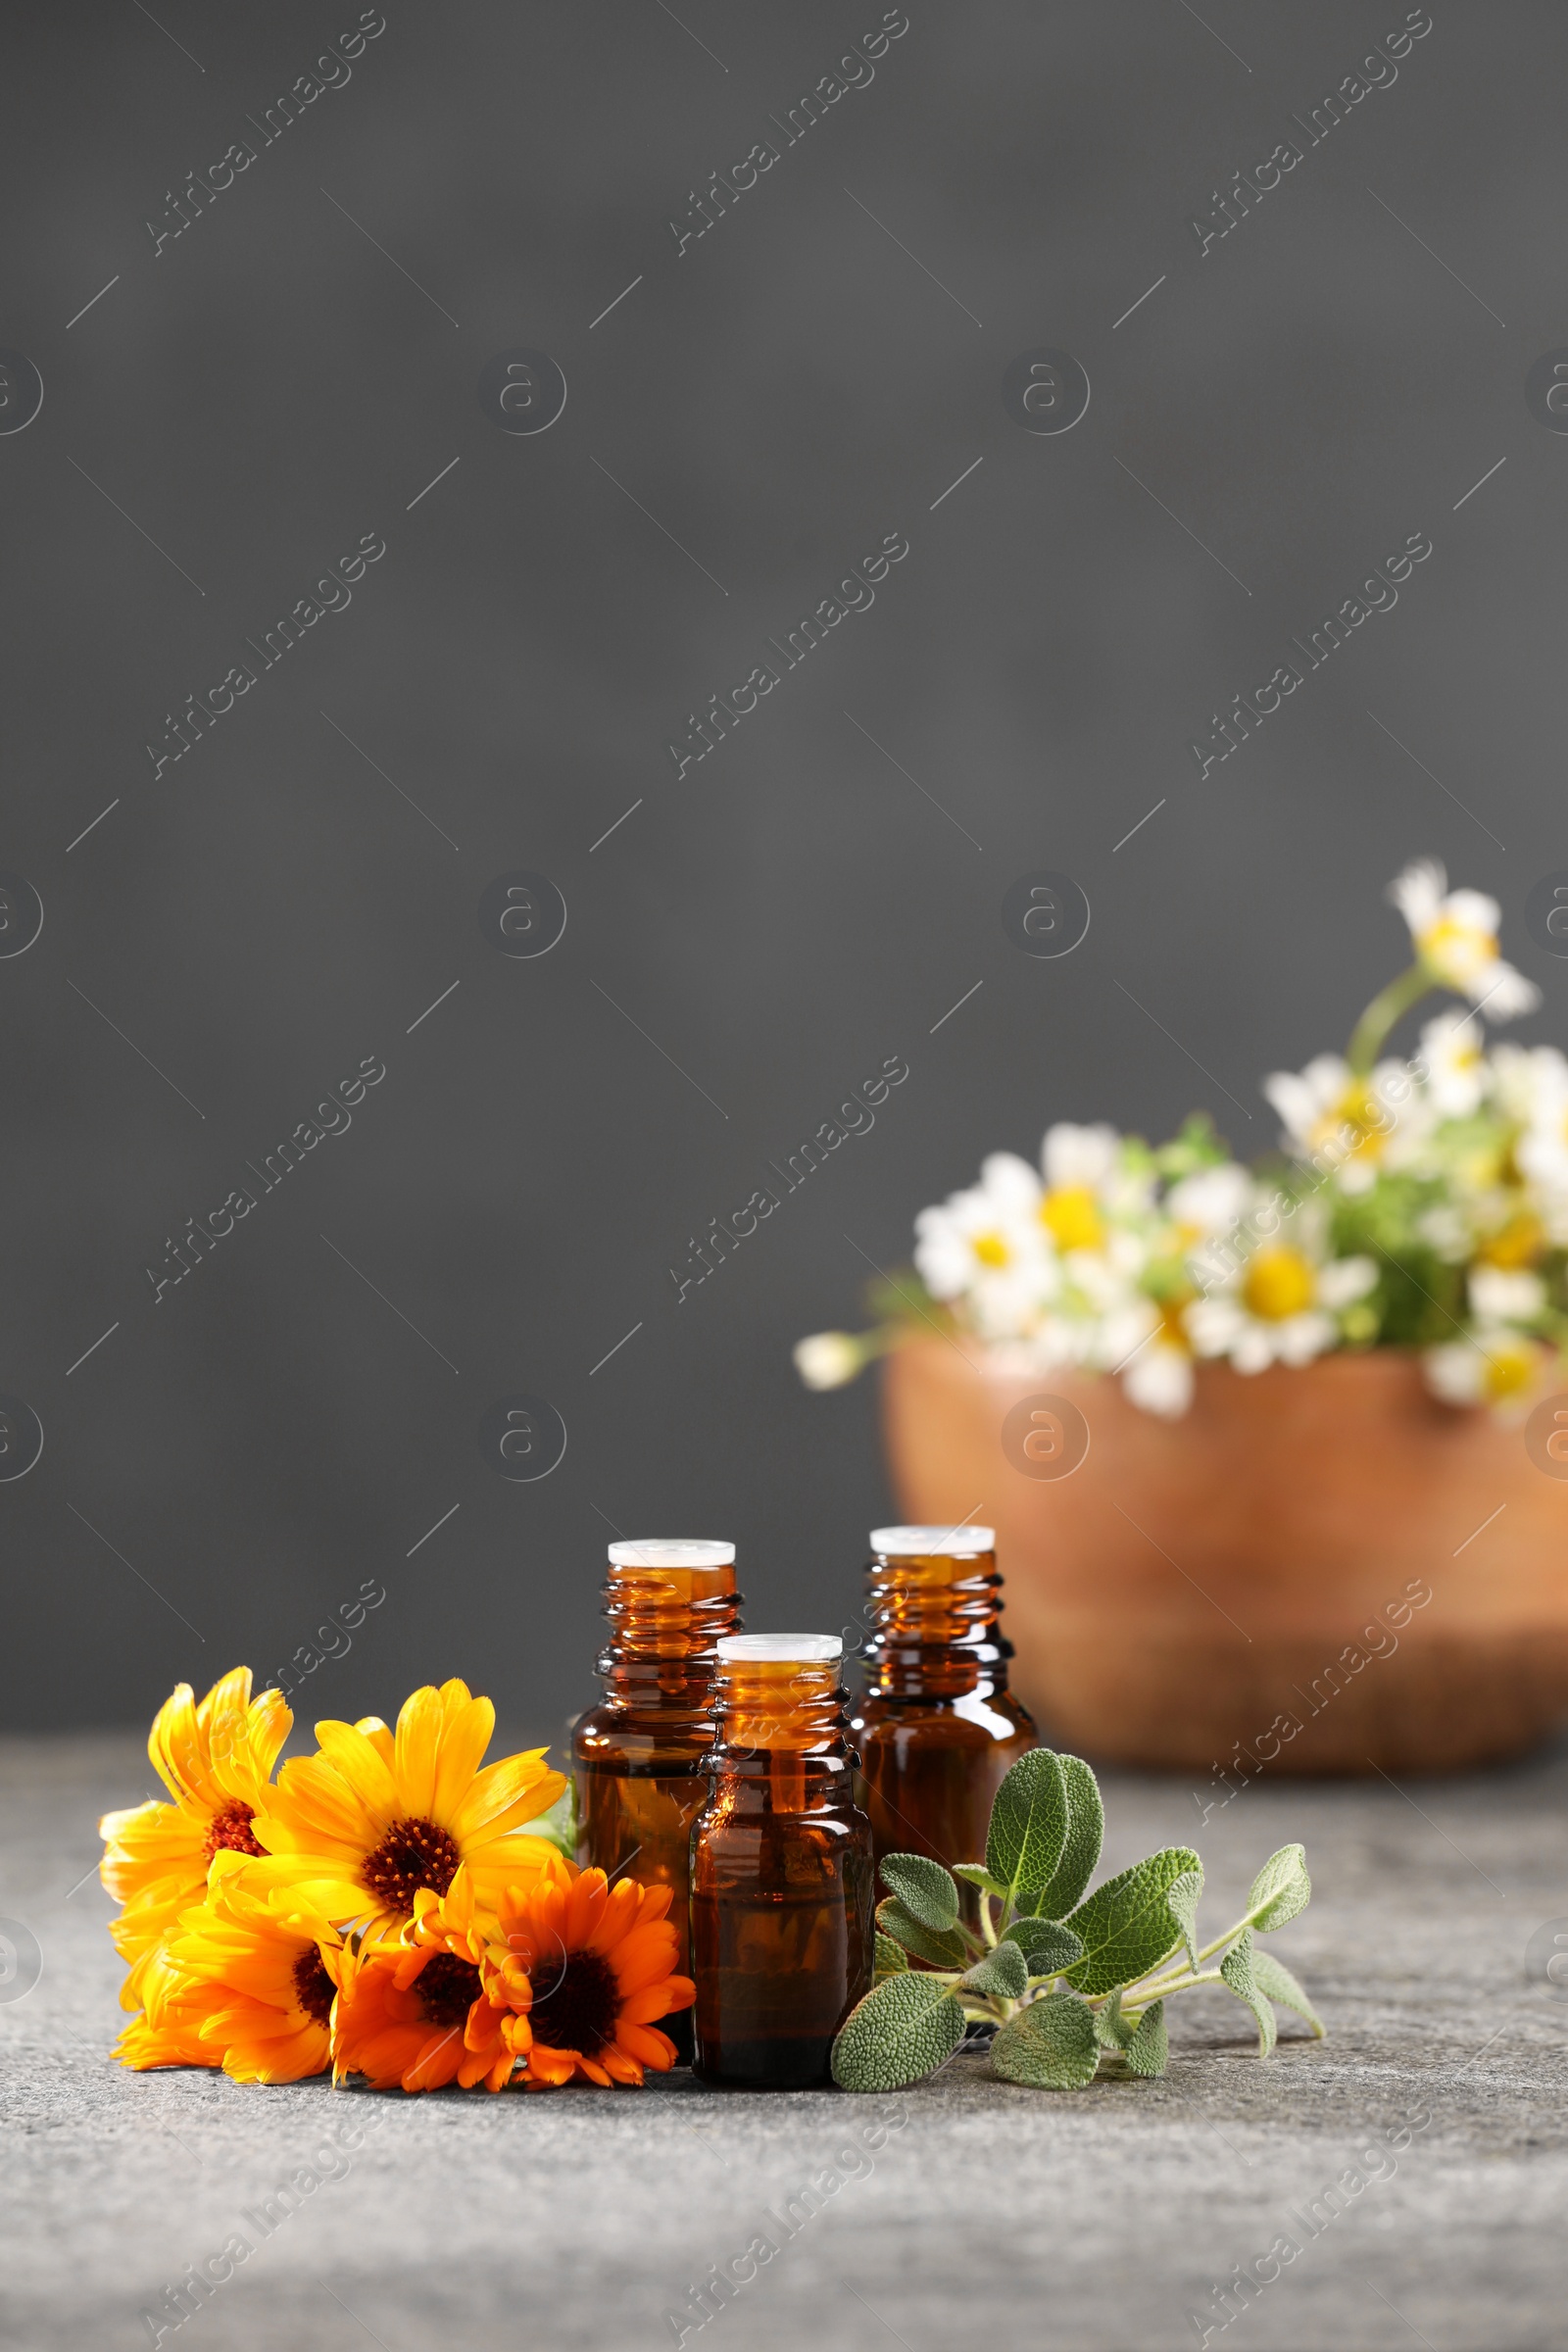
<box><xmin>1167</xmin><ymin>1162</ymin><xmax>1253</xmax><ymax>1245</ymax></box>
<box><xmin>1468</xmin><ymin>1266</ymin><xmax>1545</xmax><ymax>1326</ymax></box>
<box><xmin>986</xmin><ymin>1320</ymin><xmax>1084</xmax><ymax>1382</ymax></box>
<box><xmin>793</xmin><ymin>1333</ymin><xmax>864</xmax><ymax>1391</ymax></box>
<box><xmin>1420</xmin><ymin>1009</ymin><xmax>1488</xmax><ymax>1118</ymax></box>
<box><xmin>1490</xmin><ymin>1043</ymin><xmax>1568</xmax><ymax>1129</ymax></box>
<box><xmin>1187</xmin><ymin>1217</ymin><xmax>1376</xmax><ymax>1374</ymax></box>
<box><xmin>1415</xmin><ymin>1201</ymin><xmax>1473</xmax><ymax>1262</ymax></box>
<box><xmin>1123</xmin><ymin>1345</ymin><xmax>1193</xmax><ymax>1418</ymax></box>
<box><xmin>1065</xmin><ymin>1234</ymin><xmax>1153</xmax><ymax>1318</ymax></box>
<box><xmin>1499</xmin><ymin>1050</ymin><xmax>1568</xmax><ymax>1212</ymax></box>
<box><xmin>1120</xmin><ymin>1307</ymin><xmax>1196</xmax><ymax>1418</ymax></box>
<box><xmin>1424</xmin><ymin>1329</ymin><xmax>1544</xmax><ymax>1413</ymax></box>
<box><xmin>1079</xmin><ymin>1286</ymin><xmax>1159</xmax><ymax>1376</ymax></box>
<box><xmin>1261</xmin><ymin>1055</ymin><xmax>1418</xmax><ymax>1194</ymax></box>
<box><xmin>1037</xmin><ymin>1123</ymin><xmax>1151</xmax><ymax>1250</ymax></box>
<box><xmin>975</xmin><ymin>1150</ymin><xmax>1045</xmax><ymax>1222</ymax></box>
<box><xmin>912</xmin><ymin>1153</ymin><xmax>1057</xmax><ymax>1343</ymax></box>
<box><xmin>1389</xmin><ymin>858</ymin><xmax>1540</xmax><ymax>1019</ymax></box>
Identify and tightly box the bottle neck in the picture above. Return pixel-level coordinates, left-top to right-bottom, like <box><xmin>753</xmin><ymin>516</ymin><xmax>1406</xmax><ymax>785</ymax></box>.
<box><xmin>861</xmin><ymin>1548</ymin><xmax>1012</xmax><ymax>1700</ymax></box>
<box><xmin>710</xmin><ymin>1660</ymin><xmax>854</xmax><ymax>1810</ymax></box>
<box><xmin>595</xmin><ymin>1564</ymin><xmax>741</xmax><ymax>1719</ymax></box>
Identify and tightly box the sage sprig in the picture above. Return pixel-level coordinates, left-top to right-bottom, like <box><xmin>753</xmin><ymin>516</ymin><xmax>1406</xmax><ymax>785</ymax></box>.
<box><xmin>833</xmin><ymin>1746</ymin><xmax>1322</xmax><ymax>2092</ymax></box>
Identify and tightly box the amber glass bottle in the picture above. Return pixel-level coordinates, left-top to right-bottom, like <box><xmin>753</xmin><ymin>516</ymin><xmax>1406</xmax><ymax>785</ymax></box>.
<box><xmin>573</xmin><ymin>1539</ymin><xmax>740</xmax><ymax>2063</ymax></box>
<box><xmin>690</xmin><ymin>1636</ymin><xmax>874</xmax><ymax>2089</ymax></box>
<box><xmin>850</xmin><ymin>1525</ymin><xmax>1037</xmax><ymax>1886</ymax></box>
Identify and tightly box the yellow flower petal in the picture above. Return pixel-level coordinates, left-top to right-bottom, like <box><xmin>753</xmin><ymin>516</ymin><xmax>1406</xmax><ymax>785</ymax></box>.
<box><xmin>431</xmin><ymin>1690</ymin><xmax>497</xmax><ymax>1824</ymax></box>
<box><xmin>448</xmin><ymin>1751</ymin><xmax>563</xmax><ymax>1842</ymax></box>
<box><xmin>253</xmin><ymin>1752</ymin><xmax>382</xmax><ymax>1856</ymax></box>
<box><xmin>354</xmin><ymin>1717</ymin><xmax>396</xmax><ymax>1769</ymax></box>
<box><xmin>391</xmin><ymin>1684</ymin><xmax>448</xmax><ymax>1820</ymax></box>
<box><xmin>313</xmin><ymin>1720</ymin><xmax>400</xmax><ymax>1827</ymax></box>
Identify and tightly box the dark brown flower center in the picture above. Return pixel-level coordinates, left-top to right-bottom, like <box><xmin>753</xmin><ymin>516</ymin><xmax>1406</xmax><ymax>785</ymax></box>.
<box><xmin>204</xmin><ymin>1799</ymin><xmax>265</xmax><ymax>1861</ymax></box>
<box><xmin>291</xmin><ymin>1944</ymin><xmax>336</xmax><ymax>2027</ymax></box>
<box><xmin>417</xmin><ymin>1952</ymin><xmax>482</xmax><ymax>2028</ymax></box>
<box><xmin>528</xmin><ymin>1951</ymin><xmax>619</xmax><ymax>2057</ymax></box>
<box><xmin>360</xmin><ymin>1816</ymin><xmax>460</xmax><ymax>1910</ymax></box>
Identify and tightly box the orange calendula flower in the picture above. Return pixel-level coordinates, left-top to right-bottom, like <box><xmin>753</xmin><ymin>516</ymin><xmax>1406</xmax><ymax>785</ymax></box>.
<box><xmin>113</xmin><ymin>1855</ymin><xmax>345</xmax><ymax>2084</ymax></box>
<box><xmin>331</xmin><ymin>1873</ymin><xmax>526</xmax><ymax>2093</ymax></box>
<box><xmin>245</xmin><ymin>1679</ymin><xmax>564</xmax><ymax>1940</ymax></box>
<box><xmin>329</xmin><ymin>1856</ymin><xmax>694</xmax><ymax>2093</ymax></box>
<box><xmin>496</xmin><ymin>1853</ymin><xmax>694</xmax><ymax>2088</ymax></box>
<box><xmin>99</xmin><ymin>1666</ymin><xmax>291</xmax><ymax>2011</ymax></box>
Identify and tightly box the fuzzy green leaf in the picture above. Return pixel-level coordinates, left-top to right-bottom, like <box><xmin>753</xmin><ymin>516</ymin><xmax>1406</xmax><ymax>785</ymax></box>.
<box><xmin>1246</xmin><ymin>1843</ymin><xmax>1310</xmax><ymax>1934</ymax></box>
<box><xmin>1121</xmin><ymin>1999</ymin><xmax>1168</xmax><ymax>2078</ymax></box>
<box><xmin>1220</xmin><ymin>1929</ymin><xmax>1277</xmax><ymax>2057</ymax></box>
<box><xmin>1002</xmin><ymin>1917</ymin><xmax>1083</xmax><ymax>1977</ymax></box>
<box><xmin>1062</xmin><ymin>1846</ymin><xmax>1200</xmax><ymax>1996</ymax></box>
<box><xmin>1166</xmin><ymin>1867</ymin><xmax>1203</xmax><ymax>1974</ymax></box>
<box><xmin>957</xmin><ymin>1940</ymin><xmax>1028</xmax><ymax>1999</ymax></box>
<box><xmin>1250</xmin><ymin>1948</ymin><xmax>1325</xmax><ymax>2038</ymax></box>
<box><xmin>953</xmin><ymin>1863</ymin><xmax>1006</xmax><ymax>1898</ymax></box>
<box><xmin>876</xmin><ymin>1897</ymin><xmax>968</xmax><ymax>1971</ymax></box>
<box><xmin>1035</xmin><ymin>1753</ymin><xmax>1104</xmax><ymax>1919</ymax></box>
<box><xmin>873</xmin><ymin>1931</ymin><xmax>908</xmax><ymax>1979</ymax></box>
<box><xmin>879</xmin><ymin>1853</ymin><xmax>960</xmax><ymax>1933</ymax></box>
<box><xmin>831</xmin><ymin>1971</ymin><xmax>965</xmax><ymax>2091</ymax></box>
<box><xmin>1093</xmin><ymin>1986</ymin><xmax>1133</xmax><ymax>2050</ymax></box>
<box><xmin>990</xmin><ymin>1989</ymin><xmax>1100</xmax><ymax>2089</ymax></box>
<box><xmin>985</xmin><ymin>1749</ymin><xmax>1067</xmax><ymax>1912</ymax></box>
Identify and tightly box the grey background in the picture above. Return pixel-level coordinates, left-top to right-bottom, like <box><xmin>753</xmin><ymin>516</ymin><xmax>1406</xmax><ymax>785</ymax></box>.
<box><xmin>3</xmin><ymin>0</ymin><xmax>1564</xmax><ymax>1737</ymax></box>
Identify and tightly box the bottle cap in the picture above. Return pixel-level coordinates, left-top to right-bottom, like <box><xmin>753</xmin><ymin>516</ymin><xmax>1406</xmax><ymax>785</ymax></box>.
<box><xmin>716</xmin><ymin>1634</ymin><xmax>842</xmax><ymax>1663</ymax></box>
<box><xmin>607</xmin><ymin>1540</ymin><xmax>736</xmax><ymax>1568</ymax></box>
<box><xmin>870</xmin><ymin>1524</ymin><xmax>996</xmax><ymax>1555</ymax></box>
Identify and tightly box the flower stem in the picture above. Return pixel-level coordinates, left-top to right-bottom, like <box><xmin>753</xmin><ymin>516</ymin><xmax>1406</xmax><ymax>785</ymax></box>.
<box><xmin>1346</xmin><ymin>961</ymin><xmax>1433</xmax><ymax>1075</ymax></box>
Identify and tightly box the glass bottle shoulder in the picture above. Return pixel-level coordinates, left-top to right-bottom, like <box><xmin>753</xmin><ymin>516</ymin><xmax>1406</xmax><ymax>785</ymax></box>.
<box><xmin>573</xmin><ymin>1701</ymin><xmax>719</xmax><ymax>1775</ymax></box>
<box><xmin>850</xmin><ymin>1682</ymin><xmax>1036</xmax><ymax>1748</ymax></box>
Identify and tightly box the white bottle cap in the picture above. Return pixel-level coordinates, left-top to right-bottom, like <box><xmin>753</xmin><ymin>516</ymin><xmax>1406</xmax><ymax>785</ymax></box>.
<box><xmin>716</xmin><ymin>1634</ymin><xmax>842</xmax><ymax>1663</ymax></box>
<box><xmin>870</xmin><ymin>1524</ymin><xmax>996</xmax><ymax>1555</ymax></box>
<box><xmin>607</xmin><ymin>1540</ymin><xmax>736</xmax><ymax>1568</ymax></box>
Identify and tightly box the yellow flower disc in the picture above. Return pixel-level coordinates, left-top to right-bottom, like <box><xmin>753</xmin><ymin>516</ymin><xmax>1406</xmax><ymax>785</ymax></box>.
<box><xmin>1484</xmin><ymin>1344</ymin><xmax>1537</xmax><ymax>1403</ymax></box>
<box><xmin>1477</xmin><ymin>1209</ymin><xmax>1544</xmax><ymax>1271</ymax></box>
<box><xmin>1040</xmin><ymin>1186</ymin><xmax>1103</xmax><ymax>1251</ymax></box>
<box><xmin>1242</xmin><ymin>1247</ymin><xmax>1317</xmax><ymax>1323</ymax></box>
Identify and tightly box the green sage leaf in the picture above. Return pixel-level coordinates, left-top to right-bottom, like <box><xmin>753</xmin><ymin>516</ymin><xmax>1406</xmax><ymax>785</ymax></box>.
<box><xmin>957</xmin><ymin>1940</ymin><xmax>1028</xmax><ymax>1999</ymax></box>
<box><xmin>1246</xmin><ymin>1843</ymin><xmax>1311</xmax><ymax>1933</ymax></box>
<box><xmin>1121</xmin><ymin>1999</ymin><xmax>1168</xmax><ymax>2078</ymax></box>
<box><xmin>989</xmin><ymin>1988</ymin><xmax>1100</xmax><ymax>2089</ymax></box>
<box><xmin>876</xmin><ymin>1896</ymin><xmax>968</xmax><ymax>1971</ymax></box>
<box><xmin>1093</xmin><ymin>1986</ymin><xmax>1133</xmax><ymax>2050</ymax></box>
<box><xmin>1166</xmin><ymin>1866</ymin><xmax>1203</xmax><ymax>1974</ymax></box>
<box><xmin>985</xmin><ymin>1749</ymin><xmax>1067</xmax><ymax>1912</ymax></box>
<box><xmin>879</xmin><ymin>1853</ymin><xmax>960</xmax><ymax>1933</ymax></box>
<box><xmin>1035</xmin><ymin>1753</ymin><xmax>1104</xmax><ymax>1919</ymax></box>
<box><xmin>874</xmin><ymin>1931</ymin><xmax>908</xmax><ymax>1978</ymax></box>
<box><xmin>953</xmin><ymin>1863</ymin><xmax>1007</xmax><ymax>1898</ymax></box>
<box><xmin>1250</xmin><ymin>1948</ymin><xmax>1325</xmax><ymax>2038</ymax></box>
<box><xmin>1220</xmin><ymin>1928</ymin><xmax>1277</xmax><ymax>2057</ymax></box>
<box><xmin>1002</xmin><ymin>1917</ymin><xmax>1083</xmax><ymax>1977</ymax></box>
<box><xmin>1062</xmin><ymin>1846</ymin><xmax>1200</xmax><ymax>1996</ymax></box>
<box><xmin>831</xmin><ymin>1971</ymin><xmax>965</xmax><ymax>2091</ymax></box>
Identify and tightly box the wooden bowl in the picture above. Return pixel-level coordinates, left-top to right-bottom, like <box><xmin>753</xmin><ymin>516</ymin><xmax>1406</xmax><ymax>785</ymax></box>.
<box><xmin>880</xmin><ymin>1338</ymin><xmax>1568</xmax><ymax>1775</ymax></box>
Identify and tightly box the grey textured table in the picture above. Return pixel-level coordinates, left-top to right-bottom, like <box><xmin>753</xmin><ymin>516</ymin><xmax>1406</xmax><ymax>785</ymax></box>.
<box><xmin>4</xmin><ymin>1733</ymin><xmax>1567</xmax><ymax>2352</ymax></box>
